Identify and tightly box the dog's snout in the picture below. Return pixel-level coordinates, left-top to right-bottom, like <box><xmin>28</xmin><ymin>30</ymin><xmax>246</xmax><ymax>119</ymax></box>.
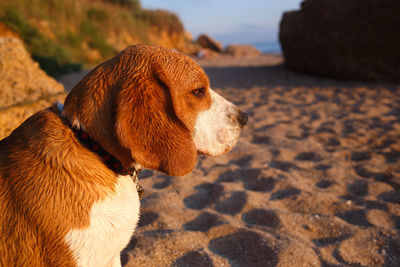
<box><xmin>237</xmin><ymin>111</ymin><xmax>248</xmax><ymax>127</ymax></box>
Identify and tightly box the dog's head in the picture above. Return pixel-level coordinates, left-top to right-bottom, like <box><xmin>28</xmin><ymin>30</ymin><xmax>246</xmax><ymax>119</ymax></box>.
<box><xmin>63</xmin><ymin>44</ymin><xmax>247</xmax><ymax>176</ymax></box>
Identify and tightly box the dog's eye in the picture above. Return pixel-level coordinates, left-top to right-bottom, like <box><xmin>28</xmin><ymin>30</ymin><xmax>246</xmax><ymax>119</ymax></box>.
<box><xmin>192</xmin><ymin>88</ymin><xmax>205</xmax><ymax>96</ymax></box>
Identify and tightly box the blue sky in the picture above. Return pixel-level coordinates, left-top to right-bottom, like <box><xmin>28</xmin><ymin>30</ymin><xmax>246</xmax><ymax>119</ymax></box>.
<box><xmin>140</xmin><ymin>0</ymin><xmax>302</xmax><ymax>45</ymax></box>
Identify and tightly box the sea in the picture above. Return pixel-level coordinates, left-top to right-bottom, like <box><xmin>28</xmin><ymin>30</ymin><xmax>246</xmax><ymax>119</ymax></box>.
<box><xmin>252</xmin><ymin>41</ymin><xmax>282</xmax><ymax>54</ymax></box>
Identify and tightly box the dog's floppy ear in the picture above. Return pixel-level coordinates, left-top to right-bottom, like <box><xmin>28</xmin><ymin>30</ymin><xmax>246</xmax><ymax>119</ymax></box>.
<box><xmin>115</xmin><ymin>66</ymin><xmax>197</xmax><ymax>176</ymax></box>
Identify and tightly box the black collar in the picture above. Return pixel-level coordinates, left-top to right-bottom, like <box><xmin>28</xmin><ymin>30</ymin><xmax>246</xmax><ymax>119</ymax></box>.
<box><xmin>52</xmin><ymin>103</ymin><xmax>137</xmax><ymax>176</ymax></box>
<box><xmin>72</xmin><ymin>127</ymin><xmax>137</xmax><ymax>175</ymax></box>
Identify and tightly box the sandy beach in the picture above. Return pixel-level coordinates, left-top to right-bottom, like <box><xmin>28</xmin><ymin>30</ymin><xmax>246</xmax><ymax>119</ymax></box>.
<box><xmin>76</xmin><ymin>53</ymin><xmax>400</xmax><ymax>266</ymax></box>
<box><xmin>2</xmin><ymin>49</ymin><xmax>399</xmax><ymax>266</ymax></box>
<box><xmin>1</xmin><ymin>0</ymin><xmax>398</xmax><ymax>265</ymax></box>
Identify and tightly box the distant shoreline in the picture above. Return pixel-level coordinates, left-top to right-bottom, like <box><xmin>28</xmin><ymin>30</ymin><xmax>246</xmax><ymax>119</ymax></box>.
<box><xmin>251</xmin><ymin>41</ymin><xmax>282</xmax><ymax>54</ymax></box>
<box><xmin>260</xmin><ymin>51</ymin><xmax>282</xmax><ymax>55</ymax></box>
<box><xmin>219</xmin><ymin>41</ymin><xmax>281</xmax><ymax>54</ymax></box>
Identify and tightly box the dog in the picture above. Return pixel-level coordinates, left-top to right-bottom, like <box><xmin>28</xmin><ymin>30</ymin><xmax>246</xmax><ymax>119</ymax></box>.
<box><xmin>0</xmin><ymin>44</ymin><xmax>247</xmax><ymax>266</ymax></box>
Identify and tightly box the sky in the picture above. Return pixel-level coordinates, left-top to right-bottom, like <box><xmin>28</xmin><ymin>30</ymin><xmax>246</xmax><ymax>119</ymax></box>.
<box><xmin>140</xmin><ymin>0</ymin><xmax>303</xmax><ymax>45</ymax></box>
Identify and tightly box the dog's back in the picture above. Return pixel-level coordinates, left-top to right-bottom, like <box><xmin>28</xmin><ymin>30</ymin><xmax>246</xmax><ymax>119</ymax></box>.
<box><xmin>0</xmin><ymin>110</ymin><xmax>78</xmax><ymax>266</ymax></box>
<box><xmin>0</xmin><ymin>107</ymin><xmax>140</xmax><ymax>266</ymax></box>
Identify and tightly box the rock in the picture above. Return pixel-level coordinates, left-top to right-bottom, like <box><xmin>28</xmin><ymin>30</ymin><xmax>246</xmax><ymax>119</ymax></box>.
<box><xmin>0</xmin><ymin>37</ymin><xmax>64</xmax><ymax>108</ymax></box>
<box><xmin>196</xmin><ymin>34</ymin><xmax>223</xmax><ymax>53</ymax></box>
<box><xmin>0</xmin><ymin>37</ymin><xmax>66</xmax><ymax>139</ymax></box>
<box><xmin>224</xmin><ymin>44</ymin><xmax>260</xmax><ymax>57</ymax></box>
<box><xmin>196</xmin><ymin>48</ymin><xmax>222</xmax><ymax>60</ymax></box>
<box><xmin>0</xmin><ymin>94</ymin><xmax>66</xmax><ymax>139</ymax></box>
<box><xmin>279</xmin><ymin>0</ymin><xmax>400</xmax><ymax>82</ymax></box>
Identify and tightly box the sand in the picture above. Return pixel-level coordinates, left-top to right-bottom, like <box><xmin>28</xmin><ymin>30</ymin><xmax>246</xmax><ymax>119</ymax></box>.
<box><xmin>59</xmin><ymin>54</ymin><xmax>400</xmax><ymax>266</ymax></box>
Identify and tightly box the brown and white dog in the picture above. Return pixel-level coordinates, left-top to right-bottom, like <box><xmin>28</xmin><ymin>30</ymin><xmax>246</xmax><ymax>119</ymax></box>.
<box><xmin>0</xmin><ymin>44</ymin><xmax>247</xmax><ymax>266</ymax></box>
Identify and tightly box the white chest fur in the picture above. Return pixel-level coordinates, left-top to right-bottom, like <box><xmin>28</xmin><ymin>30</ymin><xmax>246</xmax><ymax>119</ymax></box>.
<box><xmin>65</xmin><ymin>175</ymin><xmax>140</xmax><ymax>267</ymax></box>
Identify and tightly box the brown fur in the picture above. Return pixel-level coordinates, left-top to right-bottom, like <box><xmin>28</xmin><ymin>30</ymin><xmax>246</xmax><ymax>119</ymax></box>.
<box><xmin>0</xmin><ymin>44</ymin><xmax>212</xmax><ymax>265</ymax></box>
<box><xmin>0</xmin><ymin>108</ymin><xmax>116</xmax><ymax>266</ymax></box>
<box><xmin>64</xmin><ymin>44</ymin><xmax>211</xmax><ymax>175</ymax></box>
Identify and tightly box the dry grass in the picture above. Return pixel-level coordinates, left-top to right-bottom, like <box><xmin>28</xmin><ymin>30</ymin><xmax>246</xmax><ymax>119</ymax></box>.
<box><xmin>0</xmin><ymin>0</ymin><xmax>186</xmax><ymax>76</ymax></box>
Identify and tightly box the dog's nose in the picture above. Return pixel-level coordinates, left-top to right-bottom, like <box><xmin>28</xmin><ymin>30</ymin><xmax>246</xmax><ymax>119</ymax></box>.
<box><xmin>237</xmin><ymin>110</ymin><xmax>248</xmax><ymax>127</ymax></box>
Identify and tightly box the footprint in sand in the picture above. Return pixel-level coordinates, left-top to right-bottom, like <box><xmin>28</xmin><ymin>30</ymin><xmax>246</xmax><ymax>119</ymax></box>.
<box><xmin>347</xmin><ymin>179</ymin><xmax>369</xmax><ymax>196</ymax></box>
<box><xmin>218</xmin><ymin>168</ymin><xmax>276</xmax><ymax>192</ymax></box>
<box><xmin>183</xmin><ymin>183</ymin><xmax>224</xmax><ymax>210</ymax></box>
<box><xmin>336</xmin><ymin>209</ymin><xmax>372</xmax><ymax>227</ymax></box>
<box><xmin>270</xmin><ymin>186</ymin><xmax>300</xmax><ymax>200</ymax></box>
<box><xmin>295</xmin><ymin>151</ymin><xmax>322</xmax><ymax>161</ymax></box>
<box><xmin>171</xmin><ymin>250</ymin><xmax>213</xmax><ymax>267</ymax></box>
<box><xmin>138</xmin><ymin>211</ymin><xmax>159</xmax><ymax>228</ymax></box>
<box><xmin>214</xmin><ymin>191</ymin><xmax>247</xmax><ymax>215</ymax></box>
<box><xmin>152</xmin><ymin>174</ymin><xmax>173</xmax><ymax>189</ymax></box>
<box><xmin>208</xmin><ymin>229</ymin><xmax>277</xmax><ymax>267</ymax></box>
<box><xmin>183</xmin><ymin>212</ymin><xmax>224</xmax><ymax>232</ymax></box>
<box><xmin>242</xmin><ymin>209</ymin><xmax>280</xmax><ymax>229</ymax></box>
<box><xmin>315</xmin><ymin>179</ymin><xmax>333</xmax><ymax>189</ymax></box>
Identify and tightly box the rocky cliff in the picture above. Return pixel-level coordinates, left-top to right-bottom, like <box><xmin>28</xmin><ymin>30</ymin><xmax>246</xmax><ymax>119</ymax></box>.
<box><xmin>279</xmin><ymin>0</ymin><xmax>400</xmax><ymax>81</ymax></box>
<box><xmin>0</xmin><ymin>37</ymin><xmax>66</xmax><ymax>139</ymax></box>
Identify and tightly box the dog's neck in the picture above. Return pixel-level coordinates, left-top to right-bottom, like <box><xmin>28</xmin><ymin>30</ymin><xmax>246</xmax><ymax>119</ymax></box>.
<box><xmin>56</xmin><ymin>102</ymin><xmax>142</xmax><ymax>176</ymax></box>
<box><xmin>57</xmin><ymin>102</ymin><xmax>85</xmax><ymax>131</ymax></box>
